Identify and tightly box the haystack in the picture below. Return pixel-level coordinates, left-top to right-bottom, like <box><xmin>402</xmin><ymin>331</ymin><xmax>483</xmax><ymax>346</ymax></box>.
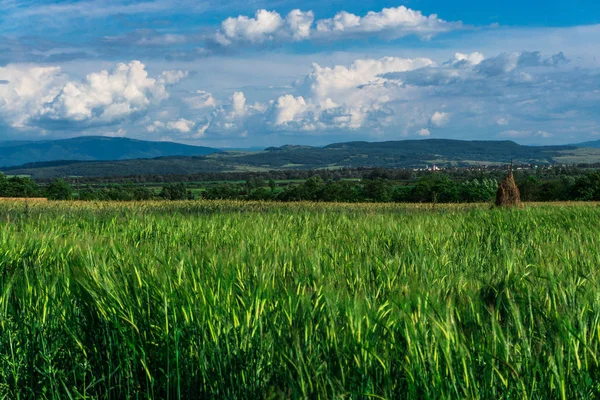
<box><xmin>495</xmin><ymin>162</ymin><xmax>522</xmax><ymax>208</ymax></box>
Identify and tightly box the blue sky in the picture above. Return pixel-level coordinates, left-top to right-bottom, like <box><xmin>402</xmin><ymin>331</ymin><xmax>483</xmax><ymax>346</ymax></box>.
<box><xmin>0</xmin><ymin>0</ymin><xmax>599</xmax><ymax>147</ymax></box>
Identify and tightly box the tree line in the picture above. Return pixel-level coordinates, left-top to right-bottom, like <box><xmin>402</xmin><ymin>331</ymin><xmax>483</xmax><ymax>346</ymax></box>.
<box><xmin>0</xmin><ymin>174</ymin><xmax>74</xmax><ymax>200</ymax></box>
<box><xmin>204</xmin><ymin>176</ymin><xmax>499</xmax><ymax>203</ymax></box>
<box><xmin>34</xmin><ymin>165</ymin><xmax>594</xmax><ymax>186</ymax></box>
<box><xmin>4</xmin><ymin>170</ymin><xmax>600</xmax><ymax>203</ymax></box>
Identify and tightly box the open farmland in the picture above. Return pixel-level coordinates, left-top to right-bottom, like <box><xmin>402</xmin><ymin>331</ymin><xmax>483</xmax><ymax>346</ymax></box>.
<box><xmin>1</xmin><ymin>201</ymin><xmax>600</xmax><ymax>398</ymax></box>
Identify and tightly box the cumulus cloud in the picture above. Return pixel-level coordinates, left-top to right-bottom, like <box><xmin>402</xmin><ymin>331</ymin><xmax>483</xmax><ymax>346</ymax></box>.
<box><xmin>104</xmin><ymin>128</ymin><xmax>127</xmax><ymax>137</ymax></box>
<box><xmin>476</xmin><ymin>51</ymin><xmax>568</xmax><ymax>77</ymax></box>
<box><xmin>192</xmin><ymin>49</ymin><xmax>584</xmax><ymax>142</ymax></box>
<box><xmin>120</xmin><ymin>49</ymin><xmax>590</xmax><ymax>143</ymax></box>
<box><xmin>158</xmin><ymin>70</ymin><xmax>189</xmax><ymax>85</ymax></box>
<box><xmin>0</xmin><ymin>64</ymin><xmax>65</xmax><ymax>128</ymax></box>
<box><xmin>315</xmin><ymin>6</ymin><xmax>461</xmax><ymax>39</ymax></box>
<box><xmin>167</xmin><ymin>118</ymin><xmax>195</xmax><ymax>133</ymax></box>
<box><xmin>231</xmin><ymin>91</ymin><xmax>248</xmax><ymax>117</ymax></box>
<box><xmin>286</xmin><ymin>10</ymin><xmax>315</xmax><ymax>40</ymax></box>
<box><xmin>449</xmin><ymin>52</ymin><xmax>485</xmax><ymax>66</ymax></box>
<box><xmin>5</xmin><ymin>49</ymin><xmax>588</xmax><ymax>144</ymax></box>
<box><xmin>214</xmin><ymin>5</ymin><xmax>461</xmax><ymax>47</ymax></box>
<box><xmin>430</xmin><ymin>111</ymin><xmax>450</xmax><ymax>127</ymax></box>
<box><xmin>207</xmin><ymin>91</ymin><xmax>266</xmax><ymax>134</ymax></box>
<box><xmin>42</xmin><ymin>61</ymin><xmax>171</xmax><ymax>124</ymax></box>
<box><xmin>384</xmin><ymin>52</ymin><xmax>484</xmax><ymax>87</ymax></box>
<box><xmin>147</xmin><ymin>118</ymin><xmax>196</xmax><ymax>134</ymax></box>
<box><xmin>146</xmin><ymin>121</ymin><xmax>164</xmax><ymax>132</ymax></box>
<box><xmin>386</xmin><ymin>51</ymin><xmax>570</xmax><ymax>88</ymax></box>
<box><xmin>496</xmin><ymin>117</ymin><xmax>509</xmax><ymax>126</ymax></box>
<box><xmin>194</xmin><ymin>122</ymin><xmax>210</xmax><ymax>138</ymax></box>
<box><xmin>0</xmin><ymin>60</ymin><xmax>186</xmax><ymax>130</ymax></box>
<box><xmin>418</xmin><ymin>128</ymin><xmax>431</xmax><ymax>137</ymax></box>
<box><xmin>183</xmin><ymin>90</ymin><xmax>217</xmax><ymax>109</ymax></box>
<box><xmin>270</xmin><ymin>94</ymin><xmax>310</xmax><ymax>125</ymax></box>
<box><xmin>267</xmin><ymin>56</ymin><xmax>433</xmax><ymax>131</ymax></box>
<box><xmin>215</xmin><ymin>9</ymin><xmax>314</xmax><ymax>46</ymax></box>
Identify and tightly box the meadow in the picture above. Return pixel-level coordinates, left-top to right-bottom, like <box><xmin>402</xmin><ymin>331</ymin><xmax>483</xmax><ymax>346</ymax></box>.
<box><xmin>0</xmin><ymin>200</ymin><xmax>599</xmax><ymax>399</ymax></box>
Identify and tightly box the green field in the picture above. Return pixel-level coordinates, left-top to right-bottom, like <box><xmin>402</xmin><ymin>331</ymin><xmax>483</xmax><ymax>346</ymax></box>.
<box><xmin>1</xmin><ymin>201</ymin><xmax>600</xmax><ymax>399</ymax></box>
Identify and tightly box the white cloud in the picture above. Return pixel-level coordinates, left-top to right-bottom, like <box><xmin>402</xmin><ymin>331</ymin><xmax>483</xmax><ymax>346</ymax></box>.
<box><xmin>4</xmin><ymin>48</ymin><xmax>587</xmax><ymax>144</ymax></box>
<box><xmin>147</xmin><ymin>118</ymin><xmax>196</xmax><ymax>134</ymax></box>
<box><xmin>271</xmin><ymin>94</ymin><xmax>310</xmax><ymax>125</ymax></box>
<box><xmin>194</xmin><ymin>122</ymin><xmax>210</xmax><ymax>138</ymax></box>
<box><xmin>475</xmin><ymin>51</ymin><xmax>568</xmax><ymax>77</ymax></box>
<box><xmin>451</xmin><ymin>52</ymin><xmax>485</xmax><ymax>65</ymax></box>
<box><xmin>286</xmin><ymin>10</ymin><xmax>315</xmax><ymax>40</ymax></box>
<box><xmin>496</xmin><ymin>117</ymin><xmax>509</xmax><ymax>126</ymax></box>
<box><xmin>315</xmin><ymin>6</ymin><xmax>461</xmax><ymax>39</ymax></box>
<box><xmin>389</xmin><ymin>51</ymin><xmax>568</xmax><ymax>88</ymax></box>
<box><xmin>167</xmin><ymin>118</ymin><xmax>195</xmax><ymax>133</ymax></box>
<box><xmin>223</xmin><ymin>49</ymin><xmax>584</xmax><ymax>140</ymax></box>
<box><xmin>183</xmin><ymin>90</ymin><xmax>217</xmax><ymax>109</ymax></box>
<box><xmin>268</xmin><ymin>56</ymin><xmax>434</xmax><ymax>131</ymax></box>
<box><xmin>133</xmin><ymin>49</ymin><xmax>591</xmax><ymax>143</ymax></box>
<box><xmin>0</xmin><ymin>61</ymin><xmax>187</xmax><ymax>131</ymax></box>
<box><xmin>214</xmin><ymin>5</ymin><xmax>460</xmax><ymax>47</ymax></box>
<box><xmin>0</xmin><ymin>64</ymin><xmax>65</xmax><ymax>128</ymax></box>
<box><xmin>41</xmin><ymin>61</ymin><xmax>175</xmax><ymax>124</ymax></box>
<box><xmin>146</xmin><ymin>120</ymin><xmax>165</xmax><ymax>132</ymax></box>
<box><xmin>103</xmin><ymin>128</ymin><xmax>127</xmax><ymax>137</ymax></box>
<box><xmin>316</xmin><ymin>12</ymin><xmax>360</xmax><ymax>33</ymax></box>
<box><xmin>217</xmin><ymin>9</ymin><xmax>283</xmax><ymax>45</ymax></box>
<box><xmin>301</xmin><ymin>57</ymin><xmax>433</xmax><ymax>98</ymax></box>
<box><xmin>231</xmin><ymin>91</ymin><xmax>247</xmax><ymax>117</ymax></box>
<box><xmin>215</xmin><ymin>9</ymin><xmax>314</xmax><ymax>45</ymax></box>
<box><xmin>430</xmin><ymin>111</ymin><xmax>450</xmax><ymax>127</ymax></box>
<box><xmin>207</xmin><ymin>91</ymin><xmax>266</xmax><ymax>134</ymax></box>
<box><xmin>158</xmin><ymin>70</ymin><xmax>189</xmax><ymax>85</ymax></box>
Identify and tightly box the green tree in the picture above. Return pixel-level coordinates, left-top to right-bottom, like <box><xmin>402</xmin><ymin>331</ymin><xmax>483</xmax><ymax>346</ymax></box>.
<box><xmin>160</xmin><ymin>183</ymin><xmax>192</xmax><ymax>200</ymax></box>
<box><xmin>459</xmin><ymin>179</ymin><xmax>497</xmax><ymax>202</ymax></box>
<box><xmin>204</xmin><ymin>184</ymin><xmax>242</xmax><ymax>200</ymax></box>
<box><xmin>3</xmin><ymin>176</ymin><xmax>41</xmax><ymax>198</ymax></box>
<box><xmin>361</xmin><ymin>179</ymin><xmax>393</xmax><ymax>202</ymax></box>
<box><xmin>392</xmin><ymin>185</ymin><xmax>412</xmax><ymax>202</ymax></box>
<box><xmin>248</xmin><ymin>187</ymin><xmax>273</xmax><ymax>201</ymax></box>
<box><xmin>518</xmin><ymin>176</ymin><xmax>541</xmax><ymax>201</ymax></box>
<box><xmin>0</xmin><ymin>173</ymin><xmax>8</xmax><ymax>196</ymax></box>
<box><xmin>412</xmin><ymin>174</ymin><xmax>458</xmax><ymax>203</ymax></box>
<box><xmin>45</xmin><ymin>178</ymin><xmax>73</xmax><ymax>200</ymax></box>
<box><xmin>321</xmin><ymin>181</ymin><xmax>359</xmax><ymax>202</ymax></box>
<box><xmin>132</xmin><ymin>187</ymin><xmax>155</xmax><ymax>201</ymax></box>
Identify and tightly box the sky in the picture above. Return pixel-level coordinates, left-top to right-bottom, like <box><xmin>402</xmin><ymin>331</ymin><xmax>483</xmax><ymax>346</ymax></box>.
<box><xmin>0</xmin><ymin>0</ymin><xmax>599</xmax><ymax>148</ymax></box>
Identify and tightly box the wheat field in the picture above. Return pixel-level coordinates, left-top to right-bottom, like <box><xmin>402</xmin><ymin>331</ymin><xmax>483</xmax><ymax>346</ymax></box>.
<box><xmin>1</xmin><ymin>201</ymin><xmax>599</xmax><ymax>399</ymax></box>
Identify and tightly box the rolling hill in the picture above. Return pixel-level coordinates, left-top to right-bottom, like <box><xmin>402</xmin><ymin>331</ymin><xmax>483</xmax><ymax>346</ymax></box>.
<box><xmin>0</xmin><ymin>136</ymin><xmax>221</xmax><ymax>167</ymax></box>
<box><xmin>572</xmin><ymin>140</ymin><xmax>600</xmax><ymax>148</ymax></box>
<box><xmin>4</xmin><ymin>138</ymin><xmax>600</xmax><ymax>179</ymax></box>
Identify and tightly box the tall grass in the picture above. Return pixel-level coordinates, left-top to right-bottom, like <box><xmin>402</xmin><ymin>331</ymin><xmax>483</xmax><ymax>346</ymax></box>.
<box><xmin>1</xmin><ymin>201</ymin><xmax>600</xmax><ymax>399</ymax></box>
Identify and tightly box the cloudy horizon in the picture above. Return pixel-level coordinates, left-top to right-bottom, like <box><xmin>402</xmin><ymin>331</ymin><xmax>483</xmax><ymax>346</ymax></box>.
<box><xmin>1</xmin><ymin>0</ymin><xmax>599</xmax><ymax>147</ymax></box>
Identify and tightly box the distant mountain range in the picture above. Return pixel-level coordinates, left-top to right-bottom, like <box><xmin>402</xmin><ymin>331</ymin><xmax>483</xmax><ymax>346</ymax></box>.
<box><xmin>4</xmin><ymin>137</ymin><xmax>600</xmax><ymax>179</ymax></box>
<box><xmin>0</xmin><ymin>136</ymin><xmax>221</xmax><ymax>167</ymax></box>
<box><xmin>571</xmin><ymin>139</ymin><xmax>600</xmax><ymax>148</ymax></box>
